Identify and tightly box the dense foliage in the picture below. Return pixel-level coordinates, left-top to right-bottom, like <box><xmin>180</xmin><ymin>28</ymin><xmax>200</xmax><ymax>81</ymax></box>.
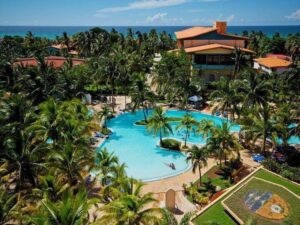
<box><xmin>0</xmin><ymin>26</ymin><xmax>299</xmax><ymax>224</ymax></box>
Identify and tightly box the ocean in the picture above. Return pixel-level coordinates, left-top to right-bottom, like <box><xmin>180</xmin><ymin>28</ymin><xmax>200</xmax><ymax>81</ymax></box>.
<box><xmin>0</xmin><ymin>26</ymin><xmax>299</xmax><ymax>39</ymax></box>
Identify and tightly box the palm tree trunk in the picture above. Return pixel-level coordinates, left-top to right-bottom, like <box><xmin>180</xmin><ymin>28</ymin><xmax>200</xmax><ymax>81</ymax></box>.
<box><xmin>124</xmin><ymin>95</ymin><xmax>127</xmax><ymax>110</ymax></box>
<box><xmin>198</xmin><ymin>166</ymin><xmax>202</xmax><ymax>187</ymax></box>
<box><xmin>262</xmin><ymin>131</ymin><xmax>266</xmax><ymax>155</ymax></box>
<box><xmin>184</xmin><ymin>128</ymin><xmax>188</xmax><ymax>147</ymax></box>
<box><xmin>160</xmin><ymin>129</ymin><xmax>162</xmax><ymax>144</ymax></box>
<box><xmin>142</xmin><ymin>107</ymin><xmax>147</xmax><ymax>122</ymax></box>
<box><xmin>111</xmin><ymin>78</ymin><xmax>115</xmax><ymax>113</ymax></box>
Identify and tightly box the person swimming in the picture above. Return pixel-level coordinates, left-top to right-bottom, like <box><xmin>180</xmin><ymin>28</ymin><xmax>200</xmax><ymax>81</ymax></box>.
<box><xmin>170</xmin><ymin>163</ymin><xmax>176</xmax><ymax>170</ymax></box>
<box><xmin>164</xmin><ymin>162</ymin><xmax>176</xmax><ymax>170</ymax></box>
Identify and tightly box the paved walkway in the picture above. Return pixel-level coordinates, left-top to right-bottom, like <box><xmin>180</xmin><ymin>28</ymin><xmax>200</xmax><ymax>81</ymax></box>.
<box><xmin>141</xmin><ymin>158</ymin><xmax>216</xmax><ymax>194</ymax></box>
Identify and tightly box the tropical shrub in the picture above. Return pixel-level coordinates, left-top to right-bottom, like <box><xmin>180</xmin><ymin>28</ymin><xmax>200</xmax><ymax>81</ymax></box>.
<box><xmin>101</xmin><ymin>127</ymin><xmax>112</xmax><ymax>135</ymax></box>
<box><xmin>161</xmin><ymin>138</ymin><xmax>181</xmax><ymax>150</ymax></box>
<box><xmin>194</xmin><ymin>194</ymin><xmax>210</xmax><ymax>206</ymax></box>
<box><xmin>263</xmin><ymin>159</ymin><xmax>300</xmax><ymax>183</ymax></box>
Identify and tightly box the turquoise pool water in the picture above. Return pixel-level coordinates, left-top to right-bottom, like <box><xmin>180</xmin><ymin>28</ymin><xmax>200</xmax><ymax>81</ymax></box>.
<box><xmin>277</xmin><ymin>136</ymin><xmax>300</xmax><ymax>145</ymax></box>
<box><xmin>97</xmin><ymin>110</ymin><xmax>240</xmax><ymax>181</ymax></box>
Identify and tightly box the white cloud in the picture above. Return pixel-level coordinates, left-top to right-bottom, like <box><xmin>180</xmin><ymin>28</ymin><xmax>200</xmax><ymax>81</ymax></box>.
<box><xmin>97</xmin><ymin>0</ymin><xmax>188</xmax><ymax>13</ymax></box>
<box><xmin>217</xmin><ymin>13</ymin><xmax>235</xmax><ymax>22</ymax></box>
<box><xmin>147</xmin><ymin>12</ymin><xmax>167</xmax><ymax>22</ymax></box>
<box><xmin>145</xmin><ymin>13</ymin><xmax>185</xmax><ymax>25</ymax></box>
<box><xmin>226</xmin><ymin>14</ymin><xmax>235</xmax><ymax>22</ymax></box>
<box><xmin>286</xmin><ymin>9</ymin><xmax>300</xmax><ymax>20</ymax></box>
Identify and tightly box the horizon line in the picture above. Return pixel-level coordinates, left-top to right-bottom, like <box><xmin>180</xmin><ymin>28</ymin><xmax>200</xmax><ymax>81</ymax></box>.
<box><xmin>1</xmin><ymin>24</ymin><xmax>300</xmax><ymax>27</ymax></box>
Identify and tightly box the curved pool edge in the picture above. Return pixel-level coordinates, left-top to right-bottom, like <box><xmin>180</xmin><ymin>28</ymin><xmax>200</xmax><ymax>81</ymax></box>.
<box><xmin>94</xmin><ymin>109</ymin><xmax>246</xmax><ymax>182</ymax></box>
<box><xmin>96</xmin><ymin>135</ymin><xmax>193</xmax><ymax>182</ymax></box>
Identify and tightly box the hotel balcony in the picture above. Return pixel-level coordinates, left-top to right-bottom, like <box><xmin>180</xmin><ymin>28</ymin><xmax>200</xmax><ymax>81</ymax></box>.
<box><xmin>192</xmin><ymin>54</ymin><xmax>235</xmax><ymax>70</ymax></box>
<box><xmin>192</xmin><ymin>64</ymin><xmax>234</xmax><ymax>70</ymax></box>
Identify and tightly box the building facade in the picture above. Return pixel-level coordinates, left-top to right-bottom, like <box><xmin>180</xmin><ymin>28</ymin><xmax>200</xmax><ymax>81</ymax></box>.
<box><xmin>253</xmin><ymin>57</ymin><xmax>292</xmax><ymax>74</ymax></box>
<box><xmin>173</xmin><ymin>21</ymin><xmax>254</xmax><ymax>82</ymax></box>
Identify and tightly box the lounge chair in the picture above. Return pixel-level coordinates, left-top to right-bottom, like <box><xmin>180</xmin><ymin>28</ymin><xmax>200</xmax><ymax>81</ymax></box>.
<box><xmin>94</xmin><ymin>132</ymin><xmax>104</xmax><ymax>138</ymax></box>
<box><xmin>251</xmin><ymin>154</ymin><xmax>265</xmax><ymax>163</ymax></box>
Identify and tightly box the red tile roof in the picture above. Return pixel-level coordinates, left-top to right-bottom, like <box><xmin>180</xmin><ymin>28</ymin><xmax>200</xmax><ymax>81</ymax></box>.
<box><xmin>183</xmin><ymin>44</ymin><xmax>254</xmax><ymax>54</ymax></box>
<box><xmin>175</xmin><ymin>26</ymin><xmax>248</xmax><ymax>40</ymax></box>
<box><xmin>175</xmin><ymin>27</ymin><xmax>217</xmax><ymax>39</ymax></box>
<box><xmin>254</xmin><ymin>58</ymin><xmax>292</xmax><ymax>68</ymax></box>
<box><xmin>265</xmin><ymin>54</ymin><xmax>291</xmax><ymax>61</ymax></box>
<box><xmin>15</xmin><ymin>56</ymin><xmax>85</xmax><ymax>68</ymax></box>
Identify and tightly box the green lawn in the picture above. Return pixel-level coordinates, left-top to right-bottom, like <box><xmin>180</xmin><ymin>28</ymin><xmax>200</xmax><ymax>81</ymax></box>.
<box><xmin>224</xmin><ymin>178</ymin><xmax>300</xmax><ymax>225</ymax></box>
<box><xmin>255</xmin><ymin>169</ymin><xmax>300</xmax><ymax>196</ymax></box>
<box><xmin>192</xmin><ymin>169</ymin><xmax>300</xmax><ymax>225</ymax></box>
<box><xmin>193</xmin><ymin>200</ymin><xmax>237</xmax><ymax>225</ymax></box>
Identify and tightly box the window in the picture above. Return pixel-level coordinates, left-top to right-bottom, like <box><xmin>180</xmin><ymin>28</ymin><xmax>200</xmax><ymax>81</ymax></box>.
<box><xmin>220</xmin><ymin>55</ymin><xmax>234</xmax><ymax>65</ymax></box>
<box><xmin>194</xmin><ymin>55</ymin><xmax>206</xmax><ymax>64</ymax></box>
<box><xmin>194</xmin><ymin>54</ymin><xmax>234</xmax><ymax>65</ymax></box>
<box><xmin>207</xmin><ymin>55</ymin><xmax>220</xmax><ymax>65</ymax></box>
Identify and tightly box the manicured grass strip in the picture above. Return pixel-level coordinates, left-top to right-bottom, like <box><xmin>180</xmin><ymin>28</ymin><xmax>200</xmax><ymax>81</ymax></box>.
<box><xmin>193</xmin><ymin>200</ymin><xmax>237</xmax><ymax>225</ymax></box>
<box><xmin>254</xmin><ymin>169</ymin><xmax>300</xmax><ymax>196</ymax></box>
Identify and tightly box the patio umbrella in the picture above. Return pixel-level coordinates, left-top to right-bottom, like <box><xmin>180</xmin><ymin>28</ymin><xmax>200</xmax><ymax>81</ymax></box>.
<box><xmin>188</xmin><ymin>96</ymin><xmax>202</xmax><ymax>102</ymax></box>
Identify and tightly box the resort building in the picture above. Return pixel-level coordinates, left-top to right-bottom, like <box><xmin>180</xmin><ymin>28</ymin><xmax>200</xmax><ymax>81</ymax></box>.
<box><xmin>253</xmin><ymin>54</ymin><xmax>292</xmax><ymax>74</ymax></box>
<box><xmin>173</xmin><ymin>21</ymin><xmax>254</xmax><ymax>82</ymax></box>
<box><xmin>45</xmin><ymin>44</ymin><xmax>79</xmax><ymax>56</ymax></box>
<box><xmin>14</xmin><ymin>56</ymin><xmax>85</xmax><ymax>68</ymax></box>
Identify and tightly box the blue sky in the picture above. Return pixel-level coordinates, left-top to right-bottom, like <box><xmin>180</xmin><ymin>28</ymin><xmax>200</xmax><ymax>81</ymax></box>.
<box><xmin>0</xmin><ymin>0</ymin><xmax>300</xmax><ymax>26</ymax></box>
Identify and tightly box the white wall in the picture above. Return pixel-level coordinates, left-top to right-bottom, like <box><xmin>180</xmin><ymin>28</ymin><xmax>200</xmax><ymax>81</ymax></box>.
<box><xmin>253</xmin><ymin>62</ymin><xmax>272</xmax><ymax>74</ymax></box>
<box><xmin>253</xmin><ymin>62</ymin><xmax>289</xmax><ymax>74</ymax></box>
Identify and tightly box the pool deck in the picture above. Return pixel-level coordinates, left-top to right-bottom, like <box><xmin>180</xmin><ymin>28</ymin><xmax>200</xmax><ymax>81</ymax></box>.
<box><xmin>141</xmin><ymin>150</ymin><xmax>260</xmax><ymax>194</ymax></box>
<box><xmin>89</xmin><ymin>96</ymin><xmax>261</xmax><ymax>219</ymax></box>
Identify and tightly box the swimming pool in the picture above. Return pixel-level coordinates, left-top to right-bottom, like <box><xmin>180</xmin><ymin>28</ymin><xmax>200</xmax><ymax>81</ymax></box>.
<box><xmin>97</xmin><ymin>110</ymin><xmax>240</xmax><ymax>181</ymax></box>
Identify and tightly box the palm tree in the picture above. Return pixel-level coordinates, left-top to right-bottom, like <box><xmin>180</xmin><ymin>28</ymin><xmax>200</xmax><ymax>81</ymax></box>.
<box><xmin>130</xmin><ymin>72</ymin><xmax>155</xmax><ymax>122</ymax></box>
<box><xmin>153</xmin><ymin>51</ymin><xmax>192</xmax><ymax>108</ymax></box>
<box><xmin>37</xmin><ymin>174</ymin><xmax>69</xmax><ymax>202</ymax></box>
<box><xmin>147</xmin><ymin>107</ymin><xmax>173</xmax><ymax>144</ymax></box>
<box><xmin>160</xmin><ymin>209</ymin><xmax>194</xmax><ymax>225</ymax></box>
<box><xmin>99</xmin><ymin>47</ymin><xmax>125</xmax><ymax>112</ymax></box>
<box><xmin>197</xmin><ymin>119</ymin><xmax>215</xmax><ymax>140</ymax></box>
<box><xmin>240</xmin><ymin>104</ymin><xmax>274</xmax><ymax>155</ymax></box>
<box><xmin>28</xmin><ymin>98</ymin><xmax>93</xmax><ymax>144</ymax></box>
<box><xmin>211</xmin><ymin>122</ymin><xmax>241</xmax><ymax>165</ymax></box>
<box><xmin>232</xmin><ymin>47</ymin><xmax>248</xmax><ymax>78</ymax></box>
<box><xmin>273</xmin><ymin>103</ymin><xmax>295</xmax><ymax>152</ymax></box>
<box><xmin>0</xmin><ymin>183</ymin><xmax>19</xmax><ymax>224</ymax></box>
<box><xmin>97</xmin><ymin>106</ymin><xmax>112</xmax><ymax>127</ymax></box>
<box><xmin>32</xmin><ymin>188</ymin><xmax>97</xmax><ymax>225</ymax></box>
<box><xmin>186</xmin><ymin>145</ymin><xmax>209</xmax><ymax>186</ymax></box>
<box><xmin>210</xmin><ymin>77</ymin><xmax>242</xmax><ymax>120</ymax></box>
<box><xmin>0</xmin><ymin>95</ymin><xmax>45</xmax><ymax>192</ymax></box>
<box><xmin>235</xmin><ymin>69</ymin><xmax>272</xmax><ymax>109</ymax></box>
<box><xmin>94</xmin><ymin>148</ymin><xmax>119</xmax><ymax>186</ymax></box>
<box><xmin>98</xmin><ymin>186</ymin><xmax>162</xmax><ymax>225</ymax></box>
<box><xmin>62</xmin><ymin>32</ymin><xmax>70</xmax><ymax>52</ymax></box>
<box><xmin>176</xmin><ymin>113</ymin><xmax>197</xmax><ymax>147</ymax></box>
<box><xmin>48</xmin><ymin>141</ymin><xmax>94</xmax><ymax>186</ymax></box>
